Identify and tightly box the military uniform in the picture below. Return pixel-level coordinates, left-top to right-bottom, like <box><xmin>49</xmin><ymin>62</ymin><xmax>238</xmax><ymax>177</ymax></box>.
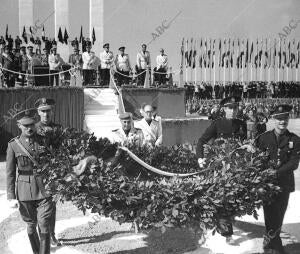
<box><xmin>1</xmin><ymin>47</ymin><xmax>16</xmax><ymax>87</ymax></box>
<box><xmin>196</xmin><ymin>96</ymin><xmax>247</xmax><ymax>240</ymax></box>
<box><xmin>136</xmin><ymin>46</ymin><xmax>151</xmax><ymax>86</ymax></box>
<box><xmin>110</xmin><ymin>127</ymin><xmax>144</xmax><ymax>147</ymax></box>
<box><xmin>155</xmin><ymin>50</ymin><xmax>168</xmax><ymax>85</ymax></box>
<box><xmin>99</xmin><ymin>43</ymin><xmax>114</xmax><ymax>87</ymax></box>
<box><xmin>114</xmin><ymin>46</ymin><xmax>131</xmax><ymax>86</ymax></box>
<box><xmin>256</xmin><ymin>105</ymin><xmax>300</xmax><ymax>253</ymax></box>
<box><xmin>35</xmin><ymin>98</ymin><xmax>62</xmax><ymax>247</ymax></box>
<box><xmin>6</xmin><ymin>109</ymin><xmax>53</xmax><ymax>254</ymax></box>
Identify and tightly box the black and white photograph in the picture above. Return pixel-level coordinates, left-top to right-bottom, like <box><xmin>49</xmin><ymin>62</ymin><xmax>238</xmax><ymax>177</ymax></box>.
<box><xmin>0</xmin><ymin>0</ymin><xmax>300</xmax><ymax>253</ymax></box>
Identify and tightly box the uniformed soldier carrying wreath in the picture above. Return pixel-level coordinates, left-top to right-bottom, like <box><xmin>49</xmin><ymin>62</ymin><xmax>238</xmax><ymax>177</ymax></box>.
<box><xmin>256</xmin><ymin>105</ymin><xmax>300</xmax><ymax>254</ymax></box>
<box><xmin>6</xmin><ymin>109</ymin><xmax>53</xmax><ymax>254</ymax></box>
<box><xmin>196</xmin><ymin>96</ymin><xmax>247</xmax><ymax>244</ymax></box>
<box><xmin>35</xmin><ymin>98</ymin><xmax>62</xmax><ymax>247</ymax></box>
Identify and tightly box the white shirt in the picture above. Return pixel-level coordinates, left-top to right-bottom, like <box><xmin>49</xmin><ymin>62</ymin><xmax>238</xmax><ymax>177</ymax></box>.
<box><xmin>48</xmin><ymin>53</ymin><xmax>64</xmax><ymax>71</ymax></box>
<box><xmin>134</xmin><ymin>118</ymin><xmax>162</xmax><ymax>146</ymax></box>
<box><xmin>100</xmin><ymin>50</ymin><xmax>114</xmax><ymax>69</ymax></box>
<box><xmin>136</xmin><ymin>51</ymin><xmax>151</xmax><ymax>69</ymax></box>
<box><xmin>156</xmin><ymin>54</ymin><xmax>168</xmax><ymax>69</ymax></box>
<box><xmin>115</xmin><ymin>54</ymin><xmax>131</xmax><ymax>72</ymax></box>
<box><xmin>82</xmin><ymin>51</ymin><xmax>97</xmax><ymax>70</ymax></box>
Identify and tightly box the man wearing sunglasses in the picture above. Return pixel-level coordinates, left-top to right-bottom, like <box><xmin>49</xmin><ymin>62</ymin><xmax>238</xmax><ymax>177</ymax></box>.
<box><xmin>196</xmin><ymin>96</ymin><xmax>247</xmax><ymax>244</ymax></box>
<box><xmin>256</xmin><ymin>105</ymin><xmax>300</xmax><ymax>254</ymax></box>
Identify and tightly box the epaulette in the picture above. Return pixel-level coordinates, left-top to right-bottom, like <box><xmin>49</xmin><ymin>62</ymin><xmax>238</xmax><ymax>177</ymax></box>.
<box><xmin>112</xmin><ymin>129</ymin><xmax>119</xmax><ymax>132</ymax></box>
<box><xmin>8</xmin><ymin>136</ymin><xmax>19</xmax><ymax>143</ymax></box>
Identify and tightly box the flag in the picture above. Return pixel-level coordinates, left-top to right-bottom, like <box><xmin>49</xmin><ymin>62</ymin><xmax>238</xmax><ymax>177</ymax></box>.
<box><xmin>279</xmin><ymin>39</ymin><xmax>282</xmax><ymax>68</ymax></box>
<box><xmin>180</xmin><ymin>38</ymin><xmax>185</xmax><ymax>67</ymax></box>
<box><xmin>222</xmin><ymin>39</ymin><xmax>226</xmax><ymax>67</ymax></box>
<box><xmin>296</xmin><ymin>41</ymin><xmax>300</xmax><ymax>68</ymax></box>
<box><xmin>42</xmin><ymin>25</ymin><xmax>45</xmax><ymax>41</ymax></box>
<box><xmin>199</xmin><ymin>38</ymin><xmax>203</xmax><ymax>68</ymax></box>
<box><xmin>22</xmin><ymin>26</ymin><xmax>28</xmax><ymax>44</ymax></box>
<box><xmin>185</xmin><ymin>39</ymin><xmax>189</xmax><ymax>67</ymax></box>
<box><xmin>188</xmin><ymin>38</ymin><xmax>193</xmax><ymax>67</ymax></box>
<box><xmin>192</xmin><ymin>39</ymin><xmax>197</xmax><ymax>68</ymax></box>
<box><xmin>218</xmin><ymin>39</ymin><xmax>222</xmax><ymax>67</ymax></box>
<box><xmin>245</xmin><ymin>39</ymin><xmax>249</xmax><ymax>67</ymax></box>
<box><xmin>249</xmin><ymin>41</ymin><xmax>253</xmax><ymax>64</ymax></box>
<box><xmin>64</xmin><ymin>28</ymin><xmax>69</xmax><ymax>44</ymax></box>
<box><xmin>92</xmin><ymin>27</ymin><xmax>96</xmax><ymax>44</ymax></box>
<box><xmin>58</xmin><ymin>27</ymin><xmax>63</xmax><ymax>43</ymax></box>
<box><xmin>5</xmin><ymin>24</ymin><xmax>8</xmax><ymax>40</ymax></box>
<box><xmin>273</xmin><ymin>39</ymin><xmax>277</xmax><ymax>68</ymax></box>
<box><xmin>79</xmin><ymin>26</ymin><xmax>83</xmax><ymax>43</ymax></box>
<box><xmin>29</xmin><ymin>26</ymin><xmax>35</xmax><ymax>43</ymax></box>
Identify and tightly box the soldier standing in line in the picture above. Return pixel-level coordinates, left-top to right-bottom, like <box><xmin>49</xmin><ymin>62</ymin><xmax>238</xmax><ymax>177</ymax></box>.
<box><xmin>256</xmin><ymin>105</ymin><xmax>300</xmax><ymax>254</ymax></box>
<box><xmin>114</xmin><ymin>46</ymin><xmax>132</xmax><ymax>86</ymax></box>
<box><xmin>6</xmin><ymin>109</ymin><xmax>53</xmax><ymax>254</ymax></box>
<box><xmin>99</xmin><ymin>43</ymin><xmax>114</xmax><ymax>87</ymax></box>
<box><xmin>196</xmin><ymin>96</ymin><xmax>247</xmax><ymax>245</ymax></box>
<box><xmin>136</xmin><ymin>44</ymin><xmax>151</xmax><ymax>86</ymax></box>
<box><xmin>35</xmin><ymin>98</ymin><xmax>63</xmax><ymax>247</ymax></box>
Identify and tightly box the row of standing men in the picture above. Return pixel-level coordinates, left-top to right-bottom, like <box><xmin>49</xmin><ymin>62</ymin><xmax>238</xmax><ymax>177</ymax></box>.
<box><xmin>0</xmin><ymin>41</ymin><xmax>169</xmax><ymax>87</ymax></box>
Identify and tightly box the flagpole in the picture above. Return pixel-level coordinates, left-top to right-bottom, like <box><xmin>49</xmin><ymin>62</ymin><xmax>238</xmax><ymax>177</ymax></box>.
<box><xmin>185</xmin><ymin>39</ymin><xmax>188</xmax><ymax>83</ymax></box>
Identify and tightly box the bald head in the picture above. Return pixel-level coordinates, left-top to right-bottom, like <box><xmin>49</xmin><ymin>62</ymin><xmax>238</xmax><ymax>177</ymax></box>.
<box><xmin>142</xmin><ymin>104</ymin><xmax>153</xmax><ymax>120</ymax></box>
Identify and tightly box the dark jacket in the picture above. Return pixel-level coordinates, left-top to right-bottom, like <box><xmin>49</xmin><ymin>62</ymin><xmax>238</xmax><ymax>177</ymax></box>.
<box><xmin>196</xmin><ymin>118</ymin><xmax>247</xmax><ymax>158</ymax></box>
<box><xmin>256</xmin><ymin>130</ymin><xmax>300</xmax><ymax>192</ymax></box>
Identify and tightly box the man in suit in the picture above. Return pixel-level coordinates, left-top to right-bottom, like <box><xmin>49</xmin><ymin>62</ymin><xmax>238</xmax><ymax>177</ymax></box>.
<box><xmin>196</xmin><ymin>96</ymin><xmax>247</xmax><ymax>244</ymax></box>
<box><xmin>110</xmin><ymin>112</ymin><xmax>144</xmax><ymax>146</ymax></box>
<box><xmin>6</xmin><ymin>109</ymin><xmax>53</xmax><ymax>254</ymax></box>
<box><xmin>35</xmin><ymin>98</ymin><xmax>62</xmax><ymax>247</ymax></box>
<box><xmin>99</xmin><ymin>43</ymin><xmax>114</xmax><ymax>87</ymax></box>
<box><xmin>134</xmin><ymin>104</ymin><xmax>162</xmax><ymax>147</ymax></box>
<box><xmin>256</xmin><ymin>105</ymin><xmax>300</xmax><ymax>254</ymax></box>
<box><xmin>114</xmin><ymin>46</ymin><xmax>132</xmax><ymax>86</ymax></box>
<box><xmin>136</xmin><ymin>44</ymin><xmax>151</xmax><ymax>86</ymax></box>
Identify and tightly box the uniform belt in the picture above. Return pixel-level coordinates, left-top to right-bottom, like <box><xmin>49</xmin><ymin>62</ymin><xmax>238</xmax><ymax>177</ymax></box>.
<box><xmin>18</xmin><ymin>170</ymin><xmax>34</xmax><ymax>175</ymax></box>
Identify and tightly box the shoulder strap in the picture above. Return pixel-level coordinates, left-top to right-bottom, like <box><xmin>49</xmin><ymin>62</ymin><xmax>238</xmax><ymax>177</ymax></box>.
<box><xmin>14</xmin><ymin>139</ymin><xmax>40</xmax><ymax>167</ymax></box>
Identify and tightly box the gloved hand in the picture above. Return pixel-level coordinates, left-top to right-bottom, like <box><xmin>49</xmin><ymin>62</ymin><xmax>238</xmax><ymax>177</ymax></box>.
<box><xmin>198</xmin><ymin>158</ymin><xmax>206</xmax><ymax>168</ymax></box>
<box><xmin>73</xmin><ymin>155</ymin><xmax>97</xmax><ymax>176</ymax></box>
<box><xmin>239</xmin><ymin>144</ymin><xmax>256</xmax><ymax>153</ymax></box>
<box><xmin>8</xmin><ymin>199</ymin><xmax>18</xmax><ymax>209</ymax></box>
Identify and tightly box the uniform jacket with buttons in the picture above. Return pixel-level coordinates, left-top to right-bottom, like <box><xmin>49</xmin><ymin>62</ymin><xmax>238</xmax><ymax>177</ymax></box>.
<box><xmin>35</xmin><ymin>121</ymin><xmax>62</xmax><ymax>149</ymax></box>
<box><xmin>256</xmin><ymin>130</ymin><xmax>300</xmax><ymax>192</ymax></box>
<box><xmin>136</xmin><ymin>51</ymin><xmax>151</xmax><ymax>70</ymax></box>
<box><xmin>6</xmin><ymin>135</ymin><xmax>48</xmax><ymax>201</ymax></box>
<box><xmin>100</xmin><ymin>50</ymin><xmax>114</xmax><ymax>69</ymax></box>
<box><xmin>110</xmin><ymin>127</ymin><xmax>144</xmax><ymax>147</ymax></box>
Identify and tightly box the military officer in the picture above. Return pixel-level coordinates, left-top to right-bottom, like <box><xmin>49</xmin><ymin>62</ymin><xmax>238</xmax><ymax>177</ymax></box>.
<box><xmin>1</xmin><ymin>45</ymin><xmax>16</xmax><ymax>87</ymax></box>
<box><xmin>40</xmin><ymin>48</ymin><xmax>50</xmax><ymax>66</ymax></box>
<box><xmin>18</xmin><ymin>46</ymin><xmax>29</xmax><ymax>86</ymax></box>
<box><xmin>110</xmin><ymin>112</ymin><xmax>144</xmax><ymax>147</ymax></box>
<box><xmin>155</xmin><ymin>48</ymin><xmax>168</xmax><ymax>85</ymax></box>
<box><xmin>256</xmin><ymin>105</ymin><xmax>300</xmax><ymax>254</ymax></box>
<box><xmin>134</xmin><ymin>104</ymin><xmax>162</xmax><ymax>147</ymax></box>
<box><xmin>136</xmin><ymin>44</ymin><xmax>151</xmax><ymax>86</ymax></box>
<box><xmin>114</xmin><ymin>46</ymin><xmax>132</xmax><ymax>86</ymax></box>
<box><xmin>6</xmin><ymin>109</ymin><xmax>53</xmax><ymax>254</ymax></box>
<box><xmin>82</xmin><ymin>41</ymin><xmax>98</xmax><ymax>86</ymax></box>
<box><xmin>35</xmin><ymin>98</ymin><xmax>62</xmax><ymax>247</ymax></box>
<box><xmin>99</xmin><ymin>43</ymin><xmax>114</xmax><ymax>87</ymax></box>
<box><xmin>68</xmin><ymin>46</ymin><xmax>83</xmax><ymax>68</ymax></box>
<box><xmin>196</xmin><ymin>96</ymin><xmax>247</xmax><ymax>244</ymax></box>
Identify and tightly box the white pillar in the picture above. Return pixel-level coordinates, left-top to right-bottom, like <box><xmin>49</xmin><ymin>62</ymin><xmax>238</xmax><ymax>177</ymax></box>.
<box><xmin>89</xmin><ymin>0</ymin><xmax>104</xmax><ymax>57</ymax></box>
<box><xmin>54</xmin><ymin>0</ymin><xmax>70</xmax><ymax>62</ymax></box>
<box><xmin>19</xmin><ymin>0</ymin><xmax>34</xmax><ymax>37</ymax></box>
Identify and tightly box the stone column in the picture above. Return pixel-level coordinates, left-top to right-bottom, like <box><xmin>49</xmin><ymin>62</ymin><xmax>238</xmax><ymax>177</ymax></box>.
<box><xmin>89</xmin><ymin>0</ymin><xmax>104</xmax><ymax>57</ymax></box>
<box><xmin>54</xmin><ymin>0</ymin><xmax>70</xmax><ymax>62</ymax></box>
<box><xmin>19</xmin><ymin>0</ymin><xmax>34</xmax><ymax>38</ymax></box>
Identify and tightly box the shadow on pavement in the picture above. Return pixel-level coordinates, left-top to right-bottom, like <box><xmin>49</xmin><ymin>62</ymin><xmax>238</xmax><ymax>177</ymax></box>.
<box><xmin>61</xmin><ymin>231</ymin><xmax>129</xmax><ymax>246</ymax></box>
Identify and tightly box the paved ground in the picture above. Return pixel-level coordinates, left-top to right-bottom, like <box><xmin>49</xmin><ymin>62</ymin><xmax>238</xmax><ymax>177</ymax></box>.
<box><xmin>0</xmin><ymin>120</ymin><xmax>300</xmax><ymax>253</ymax></box>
